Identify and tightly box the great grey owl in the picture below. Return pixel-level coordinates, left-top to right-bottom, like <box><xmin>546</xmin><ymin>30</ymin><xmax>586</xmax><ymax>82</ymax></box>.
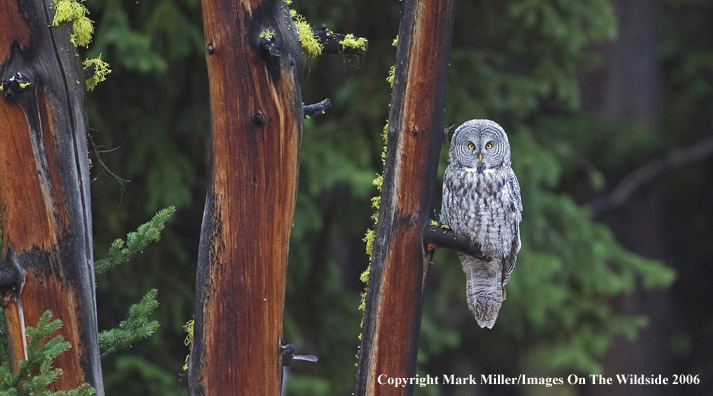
<box><xmin>440</xmin><ymin>119</ymin><xmax>523</xmax><ymax>329</ymax></box>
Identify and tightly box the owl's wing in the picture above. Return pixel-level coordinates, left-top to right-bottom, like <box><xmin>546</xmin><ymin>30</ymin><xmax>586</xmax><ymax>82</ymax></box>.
<box><xmin>439</xmin><ymin>166</ymin><xmax>455</xmax><ymax>226</ymax></box>
<box><xmin>502</xmin><ymin>221</ymin><xmax>520</xmax><ymax>288</ymax></box>
<box><xmin>507</xmin><ymin>170</ymin><xmax>523</xmax><ymax>215</ymax></box>
<box><xmin>502</xmin><ymin>170</ymin><xmax>523</xmax><ymax>288</ymax></box>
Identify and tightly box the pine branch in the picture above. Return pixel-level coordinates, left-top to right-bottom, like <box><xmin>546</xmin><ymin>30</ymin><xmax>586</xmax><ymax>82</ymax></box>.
<box><xmin>0</xmin><ymin>311</ymin><xmax>95</xmax><ymax>395</ymax></box>
<box><xmin>98</xmin><ymin>289</ymin><xmax>160</xmax><ymax>357</ymax></box>
<box><xmin>95</xmin><ymin>206</ymin><xmax>176</xmax><ymax>274</ymax></box>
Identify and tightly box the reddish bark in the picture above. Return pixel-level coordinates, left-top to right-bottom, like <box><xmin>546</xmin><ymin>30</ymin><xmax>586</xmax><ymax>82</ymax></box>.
<box><xmin>355</xmin><ymin>0</ymin><xmax>457</xmax><ymax>395</ymax></box>
<box><xmin>188</xmin><ymin>0</ymin><xmax>303</xmax><ymax>394</ymax></box>
<box><xmin>0</xmin><ymin>0</ymin><xmax>102</xmax><ymax>393</ymax></box>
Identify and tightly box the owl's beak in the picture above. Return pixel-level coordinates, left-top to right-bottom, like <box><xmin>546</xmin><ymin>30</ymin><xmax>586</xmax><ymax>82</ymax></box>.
<box><xmin>477</xmin><ymin>153</ymin><xmax>483</xmax><ymax>162</ymax></box>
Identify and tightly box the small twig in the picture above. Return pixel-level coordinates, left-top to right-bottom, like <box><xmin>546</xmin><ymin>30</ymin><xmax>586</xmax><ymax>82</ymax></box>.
<box><xmin>588</xmin><ymin>135</ymin><xmax>713</xmax><ymax>216</ymax></box>
<box><xmin>423</xmin><ymin>224</ymin><xmax>491</xmax><ymax>261</ymax></box>
<box><xmin>310</xmin><ymin>24</ymin><xmax>368</xmax><ymax>56</ymax></box>
<box><xmin>87</xmin><ymin>131</ymin><xmax>131</xmax><ymax>185</ymax></box>
<box><xmin>303</xmin><ymin>98</ymin><xmax>331</xmax><ymax>118</ymax></box>
<box><xmin>280</xmin><ymin>343</ymin><xmax>318</xmax><ymax>366</ymax></box>
<box><xmin>97</xmin><ymin>146</ymin><xmax>122</xmax><ymax>154</ymax></box>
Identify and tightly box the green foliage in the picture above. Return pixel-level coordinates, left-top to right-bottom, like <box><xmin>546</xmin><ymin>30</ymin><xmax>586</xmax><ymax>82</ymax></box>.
<box><xmin>0</xmin><ymin>207</ymin><xmax>171</xmax><ymax>394</ymax></box>
<box><xmin>90</xmin><ymin>0</ymin><xmax>168</xmax><ymax>72</ymax></box>
<box><xmin>84</xmin><ymin>0</ymin><xmax>205</xmax><ymax>392</ymax></box>
<box><xmin>93</xmin><ymin>209</ymin><xmax>171</xmax><ymax>362</ymax></box>
<box><xmin>99</xmin><ymin>289</ymin><xmax>160</xmax><ymax>357</ymax></box>
<box><xmin>101</xmin><ymin>355</ymin><xmax>183</xmax><ymax>396</ymax></box>
<box><xmin>95</xmin><ymin>206</ymin><xmax>175</xmax><ymax>274</ymax></box>
<box><xmin>0</xmin><ymin>312</ymin><xmax>95</xmax><ymax>396</ymax></box>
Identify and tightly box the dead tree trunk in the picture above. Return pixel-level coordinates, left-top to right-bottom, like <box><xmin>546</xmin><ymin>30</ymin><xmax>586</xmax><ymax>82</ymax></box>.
<box><xmin>354</xmin><ymin>0</ymin><xmax>457</xmax><ymax>395</ymax></box>
<box><xmin>188</xmin><ymin>0</ymin><xmax>303</xmax><ymax>394</ymax></box>
<box><xmin>0</xmin><ymin>0</ymin><xmax>103</xmax><ymax>393</ymax></box>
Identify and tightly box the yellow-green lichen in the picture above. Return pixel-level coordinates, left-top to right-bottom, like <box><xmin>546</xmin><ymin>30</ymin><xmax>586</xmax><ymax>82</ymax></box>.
<box><xmin>362</xmin><ymin>121</ymin><xmax>389</xmax><ymax>266</ymax></box>
<box><xmin>339</xmin><ymin>33</ymin><xmax>367</xmax><ymax>51</ymax></box>
<box><xmin>53</xmin><ymin>0</ymin><xmax>84</xmax><ymax>23</ymax></box>
<box><xmin>293</xmin><ymin>15</ymin><xmax>322</xmax><ymax>58</ymax></box>
<box><xmin>386</xmin><ymin>65</ymin><xmax>395</xmax><ymax>88</ymax></box>
<box><xmin>182</xmin><ymin>319</ymin><xmax>194</xmax><ymax>371</ymax></box>
<box><xmin>52</xmin><ymin>0</ymin><xmax>94</xmax><ymax>47</ymax></box>
<box><xmin>0</xmin><ymin>75</ymin><xmax>32</xmax><ymax>93</ymax></box>
<box><xmin>260</xmin><ymin>29</ymin><xmax>275</xmax><ymax>40</ymax></box>
<box><xmin>358</xmin><ymin>290</ymin><xmax>367</xmax><ymax>315</ymax></box>
<box><xmin>357</xmin><ymin>40</ymin><xmax>396</xmax><ymax>369</ymax></box>
<box><xmin>83</xmin><ymin>54</ymin><xmax>111</xmax><ymax>91</ymax></box>
<box><xmin>392</xmin><ymin>35</ymin><xmax>399</xmax><ymax>47</ymax></box>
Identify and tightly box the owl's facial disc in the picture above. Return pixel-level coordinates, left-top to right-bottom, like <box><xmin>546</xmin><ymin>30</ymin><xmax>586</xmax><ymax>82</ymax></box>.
<box><xmin>458</xmin><ymin>136</ymin><xmax>499</xmax><ymax>171</ymax></box>
<box><xmin>450</xmin><ymin>119</ymin><xmax>511</xmax><ymax>172</ymax></box>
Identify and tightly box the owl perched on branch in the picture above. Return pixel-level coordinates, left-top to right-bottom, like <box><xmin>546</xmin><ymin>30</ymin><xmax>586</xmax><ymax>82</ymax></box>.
<box><xmin>440</xmin><ymin>119</ymin><xmax>523</xmax><ymax>329</ymax></box>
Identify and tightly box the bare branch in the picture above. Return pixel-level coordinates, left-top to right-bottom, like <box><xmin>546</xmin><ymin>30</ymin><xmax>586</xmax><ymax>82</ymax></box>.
<box><xmin>310</xmin><ymin>24</ymin><xmax>368</xmax><ymax>56</ymax></box>
<box><xmin>303</xmin><ymin>98</ymin><xmax>331</xmax><ymax>118</ymax></box>
<box><xmin>588</xmin><ymin>135</ymin><xmax>713</xmax><ymax>216</ymax></box>
<box><xmin>87</xmin><ymin>131</ymin><xmax>131</xmax><ymax>185</ymax></box>
<box><xmin>423</xmin><ymin>224</ymin><xmax>491</xmax><ymax>261</ymax></box>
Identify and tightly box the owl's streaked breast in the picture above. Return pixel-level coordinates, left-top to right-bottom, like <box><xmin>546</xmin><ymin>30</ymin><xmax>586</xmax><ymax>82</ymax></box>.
<box><xmin>442</xmin><ymin>166</ymin><xmax>514</xmax><ymax>255</ymax></box>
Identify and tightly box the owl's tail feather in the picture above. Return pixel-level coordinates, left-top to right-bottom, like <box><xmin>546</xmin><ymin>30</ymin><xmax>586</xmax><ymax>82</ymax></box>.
<box><xmin>463</xmin><ymin>259</ymin><xmax>503</xmax><ymax>329</ymax></box>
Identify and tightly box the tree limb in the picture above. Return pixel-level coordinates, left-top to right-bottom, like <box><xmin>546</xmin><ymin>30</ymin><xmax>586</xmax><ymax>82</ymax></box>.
<box><xmin>310</xmin><ymin>24</ymin><xmax>368</xmax><ymax>56</ymax></box>
<box><xmin>303</xmin><ymin>98</ymin><xmax>331</xmax><ymax>118</ymax></box>
<box><xmin>423</xmin><ymin>225</ymin><xmax>491</xmax><ymax>261</ymax></box>
<box><xmin>588</xmin><ymin>135</ymin><xmax>713</xmax><ymax>216</ymax></box>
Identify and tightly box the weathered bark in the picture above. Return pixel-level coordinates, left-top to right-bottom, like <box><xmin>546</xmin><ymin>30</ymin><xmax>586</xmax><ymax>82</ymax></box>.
<box><xmin>0</xmin><ymin>0</ymin><xmax>102</xmax><ymax>393</ymax></box>
<box><xmin>188</xmin><ymin>0</ymin><xmax>303</xmax><ymax>394</ymax></box>
<box><xmin>354</xmin><ymin>0</ymin><xmax>457</xmax><ymax>395</ymax></box>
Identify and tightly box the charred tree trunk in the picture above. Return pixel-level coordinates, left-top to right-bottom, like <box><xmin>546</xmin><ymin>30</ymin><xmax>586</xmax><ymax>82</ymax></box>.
<box><xmin>0</xmin><ymin>0</ymin><xmax>102</xmax><ymax>393</ymax></box>
<box><xmin>354</xmin><ymin>0</ymin><xmax>457</xmax><ymax>395</ymax></box>
<box><xmin>188</xmin><ymin>0</ymin><xmax>303</xmax><ymax>394</ymax></box>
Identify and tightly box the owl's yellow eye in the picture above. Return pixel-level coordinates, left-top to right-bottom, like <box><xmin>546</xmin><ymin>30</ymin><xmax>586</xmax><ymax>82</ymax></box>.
<box><xmin>485</xmin><ymin>141</ymin><xmax>494</xmax><ymax>150</ymax></box>
<box><xmin>467</xmin><ymin>142</ymin><xmax>475</xmax><ymax>150</ymax></box>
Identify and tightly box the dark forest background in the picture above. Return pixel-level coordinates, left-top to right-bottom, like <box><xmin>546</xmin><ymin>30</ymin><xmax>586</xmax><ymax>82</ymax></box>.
<box><xmin>82</xmin><ymin>0</ymin><xmax>712</xmax><ymax>395</ymax></box>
